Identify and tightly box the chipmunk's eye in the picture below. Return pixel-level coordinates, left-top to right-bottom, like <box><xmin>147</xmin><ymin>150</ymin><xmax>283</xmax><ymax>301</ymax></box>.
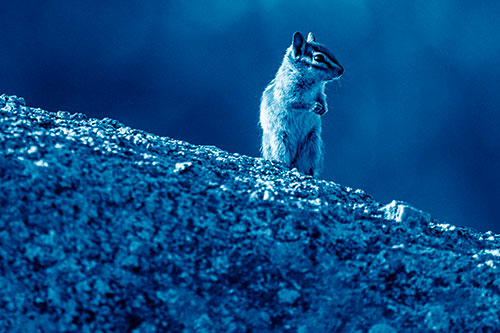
<box><xmin>313</xmin><ymin>54</ymin><xmax>325</xmax><ymax>63</ymax></box>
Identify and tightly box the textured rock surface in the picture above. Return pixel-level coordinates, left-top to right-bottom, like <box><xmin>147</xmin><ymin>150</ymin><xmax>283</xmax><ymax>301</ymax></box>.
<box><xmin>1</xmin><ymin>94</ymin><xmax>499</xmax><ymax>331</ymax></box>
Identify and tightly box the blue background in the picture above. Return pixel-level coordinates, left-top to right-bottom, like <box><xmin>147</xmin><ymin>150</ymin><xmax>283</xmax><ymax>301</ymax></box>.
<box><xmin>1</xmin><ymin>1</ymin><xmax>499</xmax><ymax>232</ymax></box>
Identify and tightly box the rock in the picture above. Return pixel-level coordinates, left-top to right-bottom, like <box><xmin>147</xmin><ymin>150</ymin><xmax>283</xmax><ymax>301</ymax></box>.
<box><xmin>369</xmin><ymin>323</ymin><xmax>397</xmax><ymax>333</ymax></box>
<box><xmin>1</xmin><ymin>94</ymin><xmax>499</xmax><ymax>331</ymax></box>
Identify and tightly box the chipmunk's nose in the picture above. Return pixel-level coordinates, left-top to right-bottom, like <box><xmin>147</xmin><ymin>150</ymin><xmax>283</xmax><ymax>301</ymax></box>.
<box><xmin>337</xmin><ymin>66</ymin><xmax>344</xmax><ymax>76</ymax></box>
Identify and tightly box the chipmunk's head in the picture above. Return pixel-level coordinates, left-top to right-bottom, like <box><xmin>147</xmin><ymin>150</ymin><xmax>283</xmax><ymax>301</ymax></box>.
<box><xmin>288</xmin><ymin>31</ymin><xmax>344</xmax><ymax>82</ymax></box>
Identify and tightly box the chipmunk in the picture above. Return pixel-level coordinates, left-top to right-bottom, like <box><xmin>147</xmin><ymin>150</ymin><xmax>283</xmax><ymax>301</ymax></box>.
<box><xmin>260</xmin><ymin>31</ymin><xmax>343</xmax><ymax>176</ymax></box>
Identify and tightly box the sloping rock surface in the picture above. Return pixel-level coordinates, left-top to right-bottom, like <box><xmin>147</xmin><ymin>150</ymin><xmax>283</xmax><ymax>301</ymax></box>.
<box><xmin>0</xmin><ymin>94</ymin><xmax>499</xmax><ymax>331</ymax></box>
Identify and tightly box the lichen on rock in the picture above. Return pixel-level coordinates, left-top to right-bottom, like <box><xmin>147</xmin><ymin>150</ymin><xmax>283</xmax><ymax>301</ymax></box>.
<box><xmin>0</xmin><ymin>94</ymin><xmax>499</xmax><ymax>331</ymax></box>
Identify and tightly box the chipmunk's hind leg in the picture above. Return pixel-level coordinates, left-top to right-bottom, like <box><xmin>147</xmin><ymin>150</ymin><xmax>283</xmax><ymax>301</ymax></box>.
<box><xmin>296</xmin><ymin>129</ymin><xmax>323</xmax><ymax>176</ymax></box>
<box><xmin>262</xmin><ymin>131</ymin><xmax>292</xmax><ymax>167</ymax></box>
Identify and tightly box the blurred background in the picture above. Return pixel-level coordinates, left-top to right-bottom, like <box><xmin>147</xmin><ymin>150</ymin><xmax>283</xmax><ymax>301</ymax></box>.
<box><xmin>1</xmin><ymin>1</ymin><xmax>499</xmax><ymax>232</ymax></box>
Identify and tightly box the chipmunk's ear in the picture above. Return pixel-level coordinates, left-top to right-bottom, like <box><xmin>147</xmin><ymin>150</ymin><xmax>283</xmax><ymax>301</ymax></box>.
<box><xmin>307</xmin><ymin>32</ymin><xmax>315</xmax><ymax>43</ymax></box>
<box><xmin>292</xmin><ymin>32</ymin><xmax>305</xmax><ymax>57</ymax></box>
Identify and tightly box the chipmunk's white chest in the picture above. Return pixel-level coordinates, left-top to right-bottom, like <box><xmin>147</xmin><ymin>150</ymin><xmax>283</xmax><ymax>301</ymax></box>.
<box><xmin>285</xmin><ymin>108</ymin><xmax>321</xmax><ymax>148</ymax></box>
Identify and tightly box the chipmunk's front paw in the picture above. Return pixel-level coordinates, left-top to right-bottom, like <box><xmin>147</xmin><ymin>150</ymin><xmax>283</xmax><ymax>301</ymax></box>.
<box><xmin>311</xmin><ymin>102</ymin><xmax>326</xmax><ymax>116</ymax></box>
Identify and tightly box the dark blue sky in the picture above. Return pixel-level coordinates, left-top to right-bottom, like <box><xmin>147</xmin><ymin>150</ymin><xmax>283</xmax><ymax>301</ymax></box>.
<box><xmin>2</xmin><ymin>1</ymin><xmax>500</xmax><ymax>232</ymax></box>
